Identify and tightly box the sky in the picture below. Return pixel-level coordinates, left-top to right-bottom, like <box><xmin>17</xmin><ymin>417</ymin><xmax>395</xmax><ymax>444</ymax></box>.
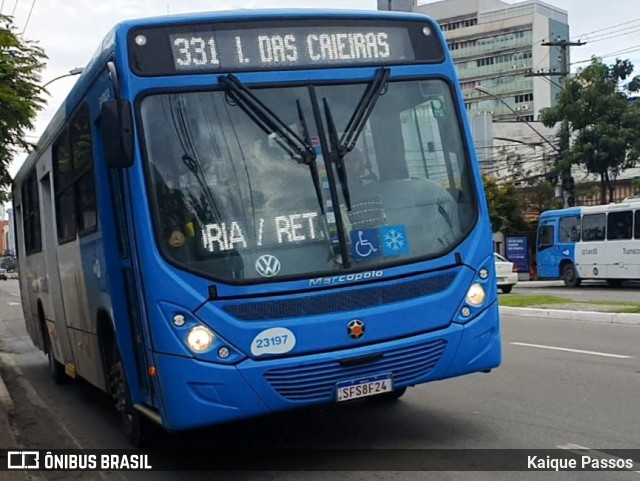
<box><xmin>4</xmin><ymin>0</ymin><xmax>640</xmax><ymax>176</ymax></box>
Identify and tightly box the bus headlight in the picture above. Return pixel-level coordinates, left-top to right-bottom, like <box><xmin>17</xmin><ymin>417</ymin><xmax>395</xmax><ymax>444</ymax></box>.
<box><xmin>187</xmin><ymin>326</ymin><xmax>216</xmax><ymax>353</ymax></box>
<box><xmin>465</xmin><ymin>283</ymin><xmax>486</xmax><ymax>307</ymax></box>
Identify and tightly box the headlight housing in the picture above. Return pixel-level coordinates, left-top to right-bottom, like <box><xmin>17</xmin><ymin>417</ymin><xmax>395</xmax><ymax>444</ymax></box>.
<box><xmin>465</xmin><ymin>283</ymin><xmax>486</xmax><ymax>307</ymax></box>
<box><xmin>186</xmin><ymin>326</ymin><xmax>216</xmax><ymax>353</ymax></box>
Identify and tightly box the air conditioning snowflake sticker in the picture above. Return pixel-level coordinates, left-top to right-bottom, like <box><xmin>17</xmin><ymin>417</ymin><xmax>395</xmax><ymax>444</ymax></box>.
<box><xmin>380</xmin><ymin>225</ymin><xmax>409</xmax><ymax>256</ymax></box>
<box><xmin>384</xmin><ymin>229</ymin><xmax>404</xmax><ymax>251</ymax></box>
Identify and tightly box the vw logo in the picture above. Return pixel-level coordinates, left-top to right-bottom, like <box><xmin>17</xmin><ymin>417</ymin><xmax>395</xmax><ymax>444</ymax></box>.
<box><xmin>255</xmin><ymin>255</ymin><xmax>281</xmax><ymax>278</ymax></box>
<box><xmin>347</xmin><ymin>319</ymin><xmax>365</xmax><ymax>340</ymax></box>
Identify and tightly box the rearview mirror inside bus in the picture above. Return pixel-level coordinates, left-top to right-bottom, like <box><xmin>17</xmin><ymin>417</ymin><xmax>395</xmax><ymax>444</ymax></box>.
<box><xmin>101</xmin><ymin>99</ymin><xmax>134</xmax><ymax>168</ymax></box>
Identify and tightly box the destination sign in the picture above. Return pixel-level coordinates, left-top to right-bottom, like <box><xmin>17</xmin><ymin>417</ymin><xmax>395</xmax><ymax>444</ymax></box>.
<box><xmin>128</xmin><ymin>18</ymin><xmax>445</xmax><ymax>75</ymax></box>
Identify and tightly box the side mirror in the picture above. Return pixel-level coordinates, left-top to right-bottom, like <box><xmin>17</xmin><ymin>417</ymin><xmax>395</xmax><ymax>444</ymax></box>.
<box><xmin>100</xmin><ymin>99</ymin><xmax>134</xmax><ymax>168</ymax></box>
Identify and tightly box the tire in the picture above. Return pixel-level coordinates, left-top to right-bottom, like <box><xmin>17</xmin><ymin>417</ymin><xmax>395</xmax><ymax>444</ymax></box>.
<box><xmin>607</xmin><ymin>279</ymin><xmax>623</xmax><ymax>288</ymax></box>
<box><xmin>562</xmin><ymin>263</ymin><xmax>581</xmax><ymax>287</ymax></box>
<box><xmin>45</xmin><ymin>328</ymin><xmax>66</xmax><ymax>385</ymax></box>
<box><xmin>500</xmin><ymin>285</ymin><xmax>513</xmax><ymax>294</ymax></box>
<box><xmin>368</xmin><ymin>387</ymin><xmax>407</xmax><ymax>402</ymax></box>
<box><xmin>109</xmin><ymin>347</ymin><xmax>147</xmax><ymax>447</ymax></box>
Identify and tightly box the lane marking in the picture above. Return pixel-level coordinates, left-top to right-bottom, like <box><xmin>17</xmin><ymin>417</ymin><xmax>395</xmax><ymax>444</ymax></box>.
<box><xmin>557</xmin><ymin>443</ymin><xmax>640</xmax><ymax>474</ymax></box>
<box><xmin>511</xmin><ymin>342</ymin><xmax>632</xmax><ymax>359</ymax></box>
<box><xmin>6</xmin><ymin>301</ymin><xmax>20</xmax><ymax>306</ymax></box>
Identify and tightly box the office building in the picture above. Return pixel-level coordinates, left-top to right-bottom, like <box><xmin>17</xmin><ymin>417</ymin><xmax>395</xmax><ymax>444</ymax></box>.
<box><xmin>380</xmin><ymin>0</ymin><xmax>569</xmax><ymax>121</ymax></box>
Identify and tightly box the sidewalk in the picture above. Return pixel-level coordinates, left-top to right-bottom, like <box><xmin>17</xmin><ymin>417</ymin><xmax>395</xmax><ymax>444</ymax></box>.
<box><xmin>0</xmin><ymin>363</ymin><xmax>15</xmax><ymax>435</ymax></box>
<box><xmin>500</xmin><ymin>305</ymin><xmax>640</xmax><ymax>325</ymax></box>
<box><xmin>501</xmin><ymin>281</ymin><xmax>640</xmax><ymax>325</ymax></box>
<box><xmin>0</xmin><ymin>359</ymin><xmax>28</xmax><ymax>480</ymax></box>
<box><xmin>512</xmin><ymin>280</ymin><xmax>565</xmax><ymax>288</ymax></box>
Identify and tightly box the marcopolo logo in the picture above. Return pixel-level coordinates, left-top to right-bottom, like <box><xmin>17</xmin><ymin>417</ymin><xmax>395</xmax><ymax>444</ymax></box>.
<box><xmin>309</xmin><ymin>270</ymin><xmax>384</xmax><ymax>287</ymax></box>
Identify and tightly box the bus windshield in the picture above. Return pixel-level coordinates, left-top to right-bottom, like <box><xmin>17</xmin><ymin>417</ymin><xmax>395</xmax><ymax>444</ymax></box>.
<box><xmin>140</xmin><ymin>78</ymin><xmax>477</xmax><ymax>282</ymax></box>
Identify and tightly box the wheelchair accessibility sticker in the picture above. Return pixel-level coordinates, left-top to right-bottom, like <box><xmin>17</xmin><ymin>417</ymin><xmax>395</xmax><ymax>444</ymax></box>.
<box><xmin>350</xmin><ymin>228</ymin><xmax>381</xmax><ymax>261</ymax></box>
<box><xmin>350</xmin><ymin>225</ymin><xmax>409</xmax><ymax>261</ymax></box>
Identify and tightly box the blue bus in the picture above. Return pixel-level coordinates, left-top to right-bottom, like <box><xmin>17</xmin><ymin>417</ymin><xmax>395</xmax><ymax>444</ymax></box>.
<box><xmin>13</xmin><ymin>9</ymin><xmax>500</xmax><ymax>444</ymax></box>
<box><xmin>537</xmin><ymin>199</ymin><xmax>640</xmax><ymax>287</ymax></box>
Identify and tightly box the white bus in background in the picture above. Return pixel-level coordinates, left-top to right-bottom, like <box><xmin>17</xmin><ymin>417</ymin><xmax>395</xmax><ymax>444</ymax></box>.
<box><xmin>536</xmin><ymin>197</ymin><xmax>640</xmax><ymax>287</ymax></box>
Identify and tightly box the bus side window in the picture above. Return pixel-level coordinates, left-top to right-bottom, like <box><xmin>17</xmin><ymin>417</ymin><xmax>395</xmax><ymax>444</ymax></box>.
<box><xmin>559</xmin><ymin>216</ymin><xmax>580</xmax><ymax>243</ymax></box>
<box><xmin>607</xmin><ymin>211</ymin><xmax>632</xmax><ymax>240</ymax></box>
<box><xmin>635</xmin><ymin>211</ymin><xmax>640</xmax><ymax>239</ymax></box>
<box><xmin>582</xmin><ymin>213</ymin><xmax>606</xmax><ymax>242</ymax></box>
<box><xmin>537</xmin><ymin>225</ymin><xmax>554</xmax><ymax>251</ymax></box>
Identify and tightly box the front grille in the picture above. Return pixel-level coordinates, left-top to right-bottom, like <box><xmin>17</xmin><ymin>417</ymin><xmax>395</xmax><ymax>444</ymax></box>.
<box><xmin>222</xmin><ymin>271</ymin><xmax>457</xmax><ymax>321</ymax></box>
<box><xmin>264</xmin><ymin>338</ymin><xmax>447</xmax><ymax>402</ymax></box>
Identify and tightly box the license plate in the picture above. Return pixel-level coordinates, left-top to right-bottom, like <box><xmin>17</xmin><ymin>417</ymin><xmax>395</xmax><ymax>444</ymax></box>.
<box><xmin>336</xmin><ymin>373</ymin><xmax>393</xmax><ymax>402</ymax></box>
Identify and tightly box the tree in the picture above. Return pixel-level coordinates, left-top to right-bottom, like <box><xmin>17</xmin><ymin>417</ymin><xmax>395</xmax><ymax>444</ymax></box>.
<box><xmin>526</xmin><ymin>178</ymin><xmax>560</xmax><ymax>217</ymax></box>
<box><xmin>483</xmin><ymin>175</ymin><xmax>529</xmax><ymax>233</ymax></box>
<box><xmin>540</xmin><ymin>58</ymin><xmax>640</xmax><ymax>204</ymax></box>
<box><xmin>0</xmin><ymin>14</ymin><xmax>47</xmax><ymax>199</ymax></box>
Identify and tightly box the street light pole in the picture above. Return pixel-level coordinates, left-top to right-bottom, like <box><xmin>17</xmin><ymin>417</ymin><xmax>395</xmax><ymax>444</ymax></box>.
<box><xmin>474</xmin><ymin>86</ymin><xmax>559</xmax><ymax>154</ymax></box>
<box><xmin>41</xmin><ymin>67</ymin><xmax>84</xmax><ymax>90</ymax></box>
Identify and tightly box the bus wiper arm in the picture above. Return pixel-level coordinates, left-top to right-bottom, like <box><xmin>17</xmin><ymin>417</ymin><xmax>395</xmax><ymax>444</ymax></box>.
<box><xmin>219</xmin><ymin>74</ymin><xmax>316</xmax><ymax>165</ymax></box>
<box><xmin>219</xmin><ymin>74</ymin><xmax>324</xmax><ymax>214</ymax></box>
<box><xmin>321</xmin><ymin>68</ymin><xmax>389</xmax><ymax>212</ymax></box>
<box><xmin>297</xmin><ymin>99</ymin><xmax>325</xmax><ymax>215</ymax></box>
<box><xmin>323</xmin><ymin>98</ymin><xmax>351</xmax><ymax>211</ymax></box>
<box><xmin>339</xmin><ymin>67</ymin><xmax>390</xmax><ymax>155</ymax></box>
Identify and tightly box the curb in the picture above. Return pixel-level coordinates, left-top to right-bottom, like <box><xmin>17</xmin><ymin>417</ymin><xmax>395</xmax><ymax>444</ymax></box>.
<box><xmin>0</xmin><ymin>357</ymin><xmax>18</xmax><ymax>453</ymax></box>
<box><xmin>499</xmin><ymin>306</ymin><xmax>640</xmax><ymax>325</ymax></box>
<box><xmin>0</xmin><ymin>369</ymin><xmax>14</xmax><ymax>414</ymax></box>
<box><xmin>0</xmin><ymin>356</ymin><xmax>37</xmax><ymax>481</ymax></box>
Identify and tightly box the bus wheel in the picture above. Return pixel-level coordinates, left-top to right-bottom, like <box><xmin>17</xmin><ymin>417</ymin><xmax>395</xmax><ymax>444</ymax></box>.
<box><xmin>562</xmin><ymin>263</ymin><xmax>581</xmax><ymax>287</ymax></box>
<box><xmin>45</xmin><ymin>329</ymin><xmax>66</xmax><ymax>385</ymax></box>
<box><xmin>607</xmin><ymin>279</ymin><xmax>623</xmax><ymax>288</ymax></box>
<box><xmin>109</xmin><ymin>348</ymin><xmax>146</xmax><ymax>446</ymax></box>
<box><xmin>368</xmin><ymin>387</ymin><xmax>407</xmax><ymax>402</ymax></box>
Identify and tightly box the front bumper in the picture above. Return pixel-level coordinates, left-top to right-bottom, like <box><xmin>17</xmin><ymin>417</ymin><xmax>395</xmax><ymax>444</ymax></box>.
<box><xmin>153</xmin><ymin>303</ymin><xmax>500</xmax><ymax>431</ymax></box>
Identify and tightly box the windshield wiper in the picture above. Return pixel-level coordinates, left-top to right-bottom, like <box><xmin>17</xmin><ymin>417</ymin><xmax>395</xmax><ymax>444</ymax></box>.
<box><xmin>323</xmin><ymin>98</ymin><xmax>351</xmax><ymax>211</ymax></box>
<box><xmin>297</xmin><ymin>99</ymin><xmax>325</xmax><ymax>214</ymax></box>
<box><xmin>340</xmin><ymin>68</ymin><xmax>390</xmax><ymax>154</ymax></box>
<box><xmin>218</xmin><ymin>74</ymin><xmax>324</xmax><ymax>213</ymax></box>
<box><xmin>322</xmin><ymin>68</ymin><xmax>390</xmax><ymax>212</ymax></box>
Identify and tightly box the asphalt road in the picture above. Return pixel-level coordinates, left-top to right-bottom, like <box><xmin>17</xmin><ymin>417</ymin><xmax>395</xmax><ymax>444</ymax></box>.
<box><xmin>0</xmin><ymin>278</ymin><xmax>639</xmax><ymax>481</ymax></box>
<box><xmin>513</xmin><ymin>280</ymin><xmax>640</xmax><ymax>304</ymax></box>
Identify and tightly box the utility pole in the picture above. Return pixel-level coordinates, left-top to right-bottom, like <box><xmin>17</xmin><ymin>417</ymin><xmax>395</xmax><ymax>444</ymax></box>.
<box><xmin>528</xmin><ymin>38</ymin><xmax>585</xmax><ymax>207</ymax></box>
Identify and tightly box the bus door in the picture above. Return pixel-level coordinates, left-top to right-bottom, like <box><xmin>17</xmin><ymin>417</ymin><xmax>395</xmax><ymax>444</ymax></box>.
<box><xmin>603</xmin><ymin>210</ymin><xmax>634</xmax><ymax>279</ymax></box>
<box><xmin>556</xmin><ymin>214</ymin><xmax>581</xmax><ymax>276</ymax></box>
<box><xmin>536</xmin><ymin>217</ymin><xmax>557</xmax><ymax>278</ymax></box>
<box><xmin>578</xmin><ymin>213</ymin><xmax>605</xmax><ymax>279</ymax></box>
<box><xmin>39</xmin><ymin>171</ymin><xmax>75</xmax><ymax>374</ymax></box>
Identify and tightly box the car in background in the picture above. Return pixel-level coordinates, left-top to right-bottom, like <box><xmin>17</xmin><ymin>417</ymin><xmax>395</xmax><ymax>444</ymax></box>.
<box><xmin>494</xmin><ymin>252</ymin><xmax>518</xmax><ymax>294</ymax></box>
<box><xmin>0</xmin><ymin>268</ymin><xmax>7</xmax><ymax>281</ymax></box>
<box><xmin>0</xmin><ymin>256</ymin><xmax>16</xmax><ymax>271</ymax></box>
